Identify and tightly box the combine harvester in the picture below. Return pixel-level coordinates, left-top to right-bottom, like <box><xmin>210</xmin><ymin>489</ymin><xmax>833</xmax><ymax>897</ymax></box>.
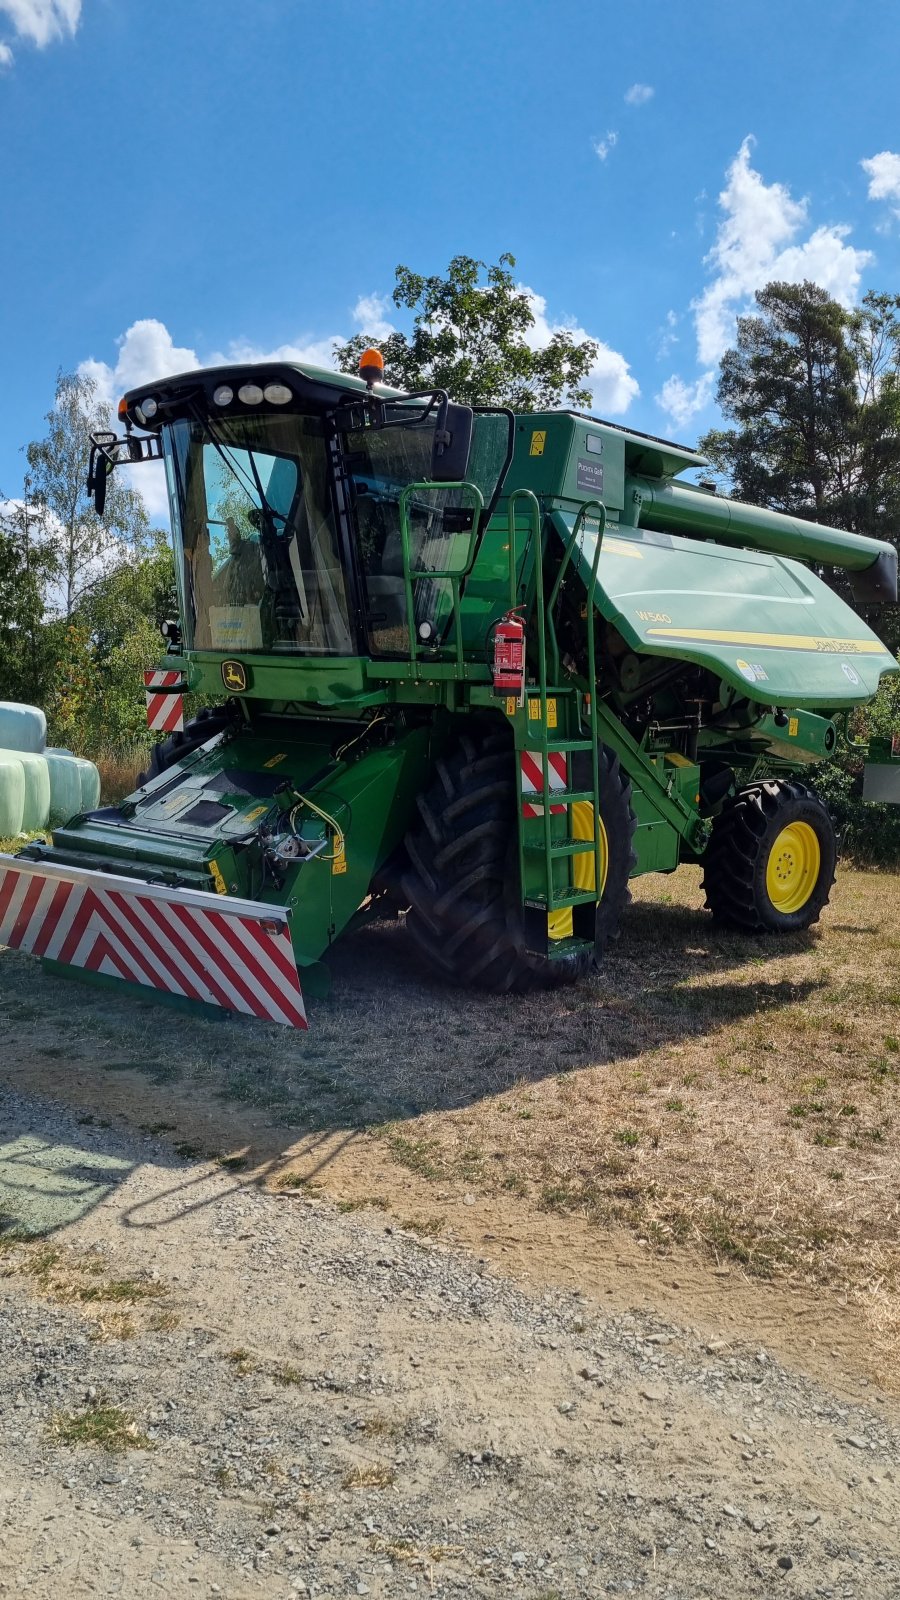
<box><xmin>0</xmin><ymin>350</ymin><xmax>897</xmax><ymax>1029</ymax></box>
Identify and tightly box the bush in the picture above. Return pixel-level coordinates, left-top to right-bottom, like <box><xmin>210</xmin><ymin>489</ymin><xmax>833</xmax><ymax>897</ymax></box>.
<box><xmin>807</xmin><ymin>667</ymin><xmax>900</xmax><ymax>867</ymax></box>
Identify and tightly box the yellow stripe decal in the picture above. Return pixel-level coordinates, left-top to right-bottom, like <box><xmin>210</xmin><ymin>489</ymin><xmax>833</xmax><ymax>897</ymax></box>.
<box><xmin>645</xmin><ymin>627</ymin><xmax>884</xmax><ymax>655</ymax></box>
<box><xmin>603</xmin><ymin>537</ymin><xmax>644</xmax><ymax>561</ymax></box>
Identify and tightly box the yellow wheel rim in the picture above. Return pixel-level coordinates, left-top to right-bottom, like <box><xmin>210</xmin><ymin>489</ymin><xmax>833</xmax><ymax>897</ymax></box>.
<box><xmin>765</xmin><ymin>821</ymin><xmax>821</xmax><ymax>913</ymax></box>
<box><xmin>548</xmin><ymin>803</ymin><xmax>609</xmax><ymax>940</ymax></box>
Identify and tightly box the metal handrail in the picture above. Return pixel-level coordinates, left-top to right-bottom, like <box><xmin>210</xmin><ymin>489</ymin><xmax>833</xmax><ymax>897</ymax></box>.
<box><xmin>398</xmin><ymin>481</ymin><xmax>484</xmax><ymax>665</ymax></box>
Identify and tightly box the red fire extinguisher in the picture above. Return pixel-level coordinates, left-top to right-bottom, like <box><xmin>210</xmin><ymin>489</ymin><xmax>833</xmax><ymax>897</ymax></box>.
<box><xmin>492</xmin><ymin>608</ymin><xmax>526</xmax><ymax>698</ymax></box>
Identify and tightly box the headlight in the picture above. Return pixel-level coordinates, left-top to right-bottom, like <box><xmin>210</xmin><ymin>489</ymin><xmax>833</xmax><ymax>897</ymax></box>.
<box><xmin>140</xmin><ymin>396</ymin><xmax>158</xmax><ymax>420</ymax></box>
<box><xmin>212</xmin><ymin>385</ymin><xmax>234</xmax><ymax>407</ymax></box>
<box><xmin>238</xmin><ymin>383</ymin><xmax>264</xmax><ymax>406</ymax></box>
<box><xmin>264</xmin><ymin>383</ymin><xmax>292</xmax><ymax>405</ymax></box>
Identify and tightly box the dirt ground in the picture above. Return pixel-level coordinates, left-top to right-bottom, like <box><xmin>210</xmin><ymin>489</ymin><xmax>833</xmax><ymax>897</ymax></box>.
<box><xmin>1</xmin><ymin>863</ymin><xmax>899</xmax><ymax>1595</ymax></box>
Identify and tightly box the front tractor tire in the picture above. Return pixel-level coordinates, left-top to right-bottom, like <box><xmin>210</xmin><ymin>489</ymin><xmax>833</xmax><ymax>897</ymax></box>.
<box><xmin>401</xmin><ymin>727</ymin><xmax>636</xmax><ymax>994</ymax></box>
<box><xmin>702</xmin><ymin>779</ymin><xmax>837</xmax><ymax>934</ymax></box>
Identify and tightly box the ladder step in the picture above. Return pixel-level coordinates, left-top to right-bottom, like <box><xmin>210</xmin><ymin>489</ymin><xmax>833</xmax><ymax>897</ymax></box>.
<box><xmin>525</xmin><ymin>839</ymin><xmax>598</xmax><ymax>859</ymax></box>
<box><xmin>522</xmin><ymin>739</ymin><xmax>594</xmax><ymax>754</ymax></box>
<box><xmin>522</xmin><ymin>788</ymin><xmax>596</xmax><ymax>806</ymax></box>
<box><xmin>525</xmin><ymin>890</ymin><xmax>598</xmax><ymax>910</ymax></box>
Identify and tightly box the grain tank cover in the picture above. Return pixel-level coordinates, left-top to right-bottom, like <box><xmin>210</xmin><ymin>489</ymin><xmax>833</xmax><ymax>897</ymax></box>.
<box><xmin>556</xmin><ymin>511</ymin><xmax>898</xmax><ymax>710</ymax></box>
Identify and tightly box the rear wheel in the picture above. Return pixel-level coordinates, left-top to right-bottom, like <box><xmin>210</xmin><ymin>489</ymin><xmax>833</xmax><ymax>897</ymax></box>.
<box><xmin>702</xmin><ymin>779</ymin><xmax>837</xmax><ymax>933</ymax></box>
<box><xmin>401</xmin><ymin>727</ymin><xmax>636</xmax><ymax>993</ymax></box>
<box><xmin>137</xmin><ymin>704</ymin><xmax>236</xmax><ymax>786</ymax></box>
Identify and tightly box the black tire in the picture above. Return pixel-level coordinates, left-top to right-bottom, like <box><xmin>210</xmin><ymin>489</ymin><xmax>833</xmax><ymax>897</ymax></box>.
<box><xmin>137</xmin><ymin>704</ymin><xmax>235</xmax><ymax>786</ymax></box>
<box><xmin>702</xmin><ymin>779</ymin><xmax>837</xmax><ymax>933</ymax></box>
<box><xmin>400</xmin><ymin>726</ymin><xmax>636</xmax><ymax>994</ymax></box>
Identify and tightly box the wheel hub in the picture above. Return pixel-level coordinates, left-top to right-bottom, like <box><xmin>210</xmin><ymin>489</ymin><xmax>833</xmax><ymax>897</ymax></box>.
<box><xmin>765</xmin><ymin>821</ymin><xmax>821</xmax><ymax>913</ymax></box>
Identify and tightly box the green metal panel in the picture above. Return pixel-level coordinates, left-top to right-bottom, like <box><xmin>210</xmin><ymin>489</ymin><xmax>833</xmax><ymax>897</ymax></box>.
<box><xmin>554</xmin><ymin>510</ymin><xmax>897</xmax><ymax>709</ymax></box>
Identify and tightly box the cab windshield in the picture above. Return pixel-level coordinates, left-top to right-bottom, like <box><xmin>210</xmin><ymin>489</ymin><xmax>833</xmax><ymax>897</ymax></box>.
<box><xmin>165</xmin><ymin>413</ymin><xmax>353</xmax><ymax>654</ymax></box>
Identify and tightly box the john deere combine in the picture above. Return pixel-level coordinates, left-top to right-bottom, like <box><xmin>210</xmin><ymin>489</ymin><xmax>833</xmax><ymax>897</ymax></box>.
<box><xmin>1</xmin><ymin>351</ymin><xmax>897</xmax><ymax>1028</ymax></box>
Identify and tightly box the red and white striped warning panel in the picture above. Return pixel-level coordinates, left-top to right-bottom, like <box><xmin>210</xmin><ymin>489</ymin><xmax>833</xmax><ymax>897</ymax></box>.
<box><xmin>0</xmin><ymin>856</ymin><xmax>307</xmax><ymax>1030</ymax></box>
<box><xmin>144</xmin><ymin>670</ymin><xmax>185</xmax><ymax>735</ymax></box>
<box><xmin>520</xmin><ymin>749</ymin><xmax>568</xmax><ymax>818</ymax></box>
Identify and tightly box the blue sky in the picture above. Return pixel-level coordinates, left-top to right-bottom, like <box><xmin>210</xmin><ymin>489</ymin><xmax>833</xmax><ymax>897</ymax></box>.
<box><xmin>2</xmin><ymin>0</ymin><xmax>900</xmax><ymax>519</ymax></box>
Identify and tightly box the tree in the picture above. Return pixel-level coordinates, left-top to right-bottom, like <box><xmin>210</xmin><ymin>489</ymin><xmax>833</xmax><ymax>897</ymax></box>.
<box><xmin>26</xmin><ymin>369</ymin><xmax>149</xmax><ymax>619</ymax></box>
<box><xmin>335</xmin><ymin>253</ymin><xmax>599</xmax><ymax>412</ymax></box>
<box><xmin>699</xmin><ymin>281</ymin><xmax>900</xmax><ymax>648</ymax></box>
<box><xmin>0</xmin><ymin>483</ymin><xmax>58</xmax><ymax>703</ymax></box>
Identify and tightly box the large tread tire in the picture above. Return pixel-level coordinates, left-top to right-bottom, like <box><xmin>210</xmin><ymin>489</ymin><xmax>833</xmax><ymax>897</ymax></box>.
<box><xmin>400</xmin><ymin>727</ymin><xmax>636</xmax><ymax>994</ymax></box>
<box><xmin>137</xmin><ymin>704</ymin><xmax>235</xmax><ymax>787</ymax></box>
<box><xmin>702</xmin><ymin>778</ymin><xmax>837</xmax><ymax>934</ymax></box>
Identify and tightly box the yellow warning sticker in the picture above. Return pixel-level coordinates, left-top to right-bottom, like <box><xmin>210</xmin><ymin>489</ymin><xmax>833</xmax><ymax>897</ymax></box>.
<box><xmin>331</xmin><ymin>837</ymin><xmax>347</xmax><ymax>876</ymax></box>
<box><xmin>527</xmin><ymin>697</ymin><xmax>557</xmax><ymax>727</ymax></box>
<box><xmin>788</xmin><ymin>716</ymin><xmax>799</xmax><ymax>737</ymax></box>
<box><xmin>242</xmin><ymin>804</ymin><xmax>268</xmax><ymax>824</ymax></box>
<box><xmin>529</xmin><ymin>430</ymin><xmax>546</xmax><ymax>457</ymax></box>
<box><xmin>264</xmin><ymin>752</ymin><xmax>287</xmax><ymax>768</ymax></box>
<box><xmin>208</xmin><ymin>860</ymin><xmax>228</xmax><ymax>895</ymax></box>
<box><xmin>506</xmin><ymin>696</ymin><xmax>518</xmax><ymax>716</ymax></box>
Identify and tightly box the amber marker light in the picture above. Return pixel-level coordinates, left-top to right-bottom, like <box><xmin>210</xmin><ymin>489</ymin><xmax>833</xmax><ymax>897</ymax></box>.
<box><xmin>117</xmin><ymin>397</ymin><xmax>128</xmax><ymax>419</ymax></box>
<box><xmin>359</xmin><ymin>347</ymin><xmax>384</xmax><ymax>389</ymax></box>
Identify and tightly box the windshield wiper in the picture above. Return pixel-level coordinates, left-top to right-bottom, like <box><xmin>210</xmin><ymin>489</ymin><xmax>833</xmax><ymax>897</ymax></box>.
<box><xmin>189</xmin><ymin>402</ymin><xmax>287</xmax><ymax>539</ymax></box>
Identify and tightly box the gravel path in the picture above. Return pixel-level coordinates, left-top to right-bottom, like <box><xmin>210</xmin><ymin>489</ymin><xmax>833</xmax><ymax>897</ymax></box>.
<box><xmin>0</xmin><ymin>1084</ymin><xmax>898</xmax><ymax>1599</ymax></box>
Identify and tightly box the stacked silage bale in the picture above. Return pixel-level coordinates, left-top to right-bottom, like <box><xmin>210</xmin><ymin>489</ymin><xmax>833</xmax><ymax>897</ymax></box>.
<box><xmin>0</xmin><ymin>703</ymin><xmax>100</xmax><ymax>835</ymax></box>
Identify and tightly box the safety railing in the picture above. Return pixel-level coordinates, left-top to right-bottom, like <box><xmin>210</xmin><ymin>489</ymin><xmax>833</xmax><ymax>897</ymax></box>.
<box><xmin>398</xmin><ymin>481</ymin><xmax>485</xmax><ymax>667</ymax></box>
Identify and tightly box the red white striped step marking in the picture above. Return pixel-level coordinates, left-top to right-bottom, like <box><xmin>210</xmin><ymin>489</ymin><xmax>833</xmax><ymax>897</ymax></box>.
<box><xmin>144</xmin><ymin>670</ymin><xmax>185</xmax><ymax>734</ymax></box>
<box><xmin>520</xmin><ymin>749</ymin><xmax>568</xmax><ymax>818</ymax></box>
<box><xmin>0</xmin><ymin>856</ymin><xmax>307</xmax><ymax>1030</ymax></box>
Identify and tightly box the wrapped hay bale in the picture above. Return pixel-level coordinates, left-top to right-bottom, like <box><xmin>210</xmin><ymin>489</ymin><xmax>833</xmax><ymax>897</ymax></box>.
<box><xmin>0</xmin><ymin>702</ymin><xmax>46</xmax><ymax>754</ymax></box>
<box><xmin>0</xmin><ymin>754</ymin><xmax>26</xmax><ymax>838</ymax></box>
<box><xmin>0</xmin><ymin>749</ymin><xmax>50</xmax><ymax>830</ymax></box>
<box><xmin>44</xmin><ymin>751</ymin><xmax>85</xmax><ymax>826</ymax></box>
<box><xmin>71</xmin><ymin>756</ymin><xmax>101</xmax><ymax>813</ymax></box>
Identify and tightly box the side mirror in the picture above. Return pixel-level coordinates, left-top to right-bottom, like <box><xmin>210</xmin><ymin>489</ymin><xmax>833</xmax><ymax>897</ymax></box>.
<box><xmin>430</xmin><ymin>402</ymin><xmax>473</xmax><ymax>483</ymax></box>
<box><xmin>87</xmin><ymin>434</ymin><xmax>116</xmax><ymax>516</ymax></box>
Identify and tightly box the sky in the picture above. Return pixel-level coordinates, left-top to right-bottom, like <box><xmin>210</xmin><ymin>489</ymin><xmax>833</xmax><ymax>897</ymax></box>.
<box><xmin>2</xmin><ymin>0</ymin><xmax>900</xmax><ymax>523</ymax></box>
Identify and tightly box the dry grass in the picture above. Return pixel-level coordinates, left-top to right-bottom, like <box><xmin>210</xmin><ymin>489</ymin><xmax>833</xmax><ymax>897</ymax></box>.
<box><xmin>2</xmin><ymin>859</ymin><xmax>899</xmax><ymax>1368</ymax></box>
<box><xmin>49</xmin><ymin>1402</ymin><xmax>151</xmax><ymax>1452</ymax></box>
<box><xmin>341</xmin><ymin>1462</ymin><xmax>396</xmax><ymax>1490</ymax></box>
<box><xmin>328</xmin><ymin>866</ymin><xmax>900</xmax><ymax>1361</ymax></box>
<box><xmin>94</xmin><ymin>743</ymin><xmax>147</xmax><ymax>803</ymax></box>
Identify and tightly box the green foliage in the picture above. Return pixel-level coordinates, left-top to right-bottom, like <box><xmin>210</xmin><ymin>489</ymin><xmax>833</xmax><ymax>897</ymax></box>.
<box><xmin>807</xmin><ymin>670</ymin><xmax>900</xmax><ymax>866</ymax></box>
<box><xmin>699</xmin><ymin>281</ymin><xmax>900</xmax><ymax>650</ymax></box>
<box><xmin>0</xmin><ymin>490</ymin><xmax>58</xmax><ymax>703</ymax></box>
<box><xmin>26</xmin><ymin>370</ymin><xmax>149</xmax><ymax>618</ymax></box>
<box><xmin>44</xmin><ymin>537</ymin><xmax>175</xmax><ymax>753</ymax></box>
<box><xmin>335</xmin><ymin>253</ymin><xmax>598</xmax><ymax>412</ymax></box>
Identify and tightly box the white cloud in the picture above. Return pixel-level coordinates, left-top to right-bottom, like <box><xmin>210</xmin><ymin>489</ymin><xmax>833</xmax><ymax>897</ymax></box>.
<box><xmin>593</xmin><ymin>130</ymin><xmax>618</xmax><ymax>162</ymax></box>
<box><xmin>79</xmin><ymin>319</ymin><xmax>201</xmax><ymax>417</ymax></box>
<box><xmin>692</xmin><ymin>136</ymin><xmax>872</xmax><ymax>367</ymax></box>
<box><xmin>624</xmin><ymin>83</ymin><xmax>654</xmax><ymax>106</ymax></box>
<box><xmin>520</xmin><ymin>286</ymin><xmax>638</xmax><ymax>415</ymax></box>
<box><xmin>861</xmin><ymin>150</ymin><xmax>900</xmax><ymax>218</ymax></box>
<box><xmin>0</xmin><ymin>0</ymin><xmax>79</xmax><ymax>51</ymax></box>
<box><xmin>351</xmin><ymin>292</ymin><xmax>395</xmax><ymax>342</ymax></box>
<box><xmin>655</xmin><ymin>371</ymin><xmax>715</xmax><ymax>430</ymax></box>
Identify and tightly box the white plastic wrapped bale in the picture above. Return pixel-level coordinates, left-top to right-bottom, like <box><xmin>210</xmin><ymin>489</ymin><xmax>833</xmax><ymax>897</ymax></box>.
<box><xmin>71</xmin><ymin>755</ymin><xmax>101</xmax><ymax>813</ymax></box>
<box><xmin>0</xmin><ymin>753</ymin><xmax>26</xmax><ymax>837</ymax></box>
<box><xmin>0</xmin><ymin>702</ymin><xmax>46</xmax><ymax>754</ymax></box>
<box><xmin>44</xmin><ymin>750</ymin><xmax>85</xmax><ymax>826</ymax></box>
<box><xmin>0</xmin><ymin>749</ymin><xmax>50</xmax><ymax>830</ymax></box>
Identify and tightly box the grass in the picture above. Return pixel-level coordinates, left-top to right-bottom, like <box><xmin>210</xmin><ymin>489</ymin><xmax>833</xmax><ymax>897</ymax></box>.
<box><xmin>341</xmin><ymin>1462</ymin><xmax>396</xmax><ymax>1490</ymax></box>
<box><xmin>3</xmin><ymin>860</ymin><xmax>900</xmax><ymax>1370</ymax></box>
<box><xmin>50</xmin><ymin>1402</ymin><xmax>151</xmax><ymax>1452</ymax></box>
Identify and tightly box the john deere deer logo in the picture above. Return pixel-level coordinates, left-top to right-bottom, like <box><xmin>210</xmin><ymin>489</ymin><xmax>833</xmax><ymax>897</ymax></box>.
<box><xmin>222</xmin><ymin>660</ymin><xmax>247</xmax><ymax>692</ymax></box>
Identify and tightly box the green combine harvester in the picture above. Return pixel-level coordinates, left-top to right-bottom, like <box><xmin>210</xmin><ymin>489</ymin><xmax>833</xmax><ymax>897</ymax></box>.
<box><xmin>1</xmin><ymin>349</ymin><xmax>897</xmax><ymax>1029</ymax></box>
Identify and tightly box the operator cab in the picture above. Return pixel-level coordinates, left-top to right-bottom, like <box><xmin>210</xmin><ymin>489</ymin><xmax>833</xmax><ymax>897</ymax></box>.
<box><xmin>97</xmin><ymin>362</ymin><xmax>513</xmax><ymax>660</ymax></box>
